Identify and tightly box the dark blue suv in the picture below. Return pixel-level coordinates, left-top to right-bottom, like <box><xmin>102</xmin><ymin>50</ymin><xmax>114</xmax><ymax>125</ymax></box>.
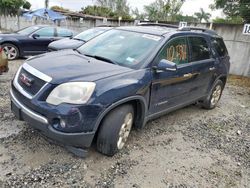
<box><xmin>10</xmin><ymin>24</ymin><xmax>230</xmax><ymax>156</ymax></box>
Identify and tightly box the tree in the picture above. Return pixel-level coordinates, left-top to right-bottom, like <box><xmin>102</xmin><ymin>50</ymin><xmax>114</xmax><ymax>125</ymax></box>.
<box><xmin>194</xmin><ymin>8</ymin><xmax>211</xmax><ymax>23</ymax></box>
<box><xmin>0</xmin><ymin>0</ymin><xmax>31</xmax><ymax>15</ymax></box>
<box><xmin>51</xmin><ymin>5</ymin><xmax>69</xmax><ymax>12</ymax></box>
<box><xmin>131</xmin><ymin>8</ymin><xmax>145</xmax><ymax>20</ymax></box>
<box><xmin>0</xmin><ymin>0</ymin><xmax>31</xmax><ymax>29</ymax></box>
<box><xmin>144</xmin><ymin>0</ymin><xmax>184</xmax><ymax>21</ymax></box>
<box><xmin>45</xmin><ymin>0</ymin><xmax>49</xmax><ymax>9</ymax></box>
<box><xmin>211</xmin><ymin>0</ymin><xmax>250</xmax><ymax>22</ymax></box>
<box><xmin>96</xmin><ymin>0</ymin><xmax>131</xmax><ymax>19</ymax></box>
<box><xmin>81</xmin><ymin>5</ymin><xmax>113</xmax><ymax>17</ymax></box>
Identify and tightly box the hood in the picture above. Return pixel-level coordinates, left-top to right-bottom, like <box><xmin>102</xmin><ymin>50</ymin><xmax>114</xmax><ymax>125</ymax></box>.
<box><xmin>48</xmin><ymin>38</ymin><xmax>84</xmax><ymax>50</ymax></box>
<box><xmin>26</xmin><ymin>50</ymin><xmax>132</xmax><ymax>84</ymax></box>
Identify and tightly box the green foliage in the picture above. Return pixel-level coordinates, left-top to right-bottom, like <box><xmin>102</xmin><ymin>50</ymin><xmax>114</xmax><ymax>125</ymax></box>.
<box><xmin>81</xmin><ymin>5</ymin><xmax>132</xmax><ymax>20</ymax></box>
<box><xmin>131</xmin><ymin>8</ymin><xmax>145</xmax><ymax>20</ymax></box>
<box><xmin>0</xmin><ymin>0</ymin><xmax>31</xmax><ymax>15</ymax></box>
<box><xmin>213</xmin><ymin>16</ymin><xmax>243</xmax><ymax>24</ymax></box>
<box><xmin>212</xmin><ymin>0</ymin><xmax>250</xmax><ymax>22</ymax></box>
<box><xmin>194</xmin><ymin>8</ymin><xmax>211</xmax><ymax>23</ymax></box>
<box><xmin>81</xmin><ymin>5</ymin><xmax>113</xmax><ymax>17</ymax></box>
<box><xmin>144</xmin><ymin>0</ymin><xmax>184</xmax><ymax>21</ymax></box>
<box><xmin>175</xmin><ymin>14</ymin><xmax>199</xmax><ymax>22</ymax></box>
<box><xmin>95</xmin><ymin>0</ymin><xmax>131</xmax><ymax>19</ymax></box>
<box><xmin>51</xmin><ymin>5</ymin><xmax>69</xmax><ymax>12</ymax></box>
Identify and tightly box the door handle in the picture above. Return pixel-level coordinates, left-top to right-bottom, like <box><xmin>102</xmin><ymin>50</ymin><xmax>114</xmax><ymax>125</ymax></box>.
<box><xmin>209</xmin><ymin>67</ymin><xmax>216</xmax><ymax>71</ymax></box>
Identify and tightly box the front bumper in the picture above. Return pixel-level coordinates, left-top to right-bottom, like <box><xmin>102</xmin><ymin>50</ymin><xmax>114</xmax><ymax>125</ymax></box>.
<box><xmin>10</xmin><ymin>89</ymin><xmax>95</xmax><ymax>148</ymax></box>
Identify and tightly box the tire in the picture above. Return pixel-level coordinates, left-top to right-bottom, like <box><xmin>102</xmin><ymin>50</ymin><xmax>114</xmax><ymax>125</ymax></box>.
<box><xmin>202</xmin><ymin>80</ymin><xmax>224</xmax><ymax>109</ymax></box>
<box><xmin>2</xmin><ymin>43</ymin><xmax>19</xmax><ymax>60</ymax></box>
<box><xmin>96</xmin><ymin>104</ymin><xmax>134</xmax><ymax>156</ymax></box>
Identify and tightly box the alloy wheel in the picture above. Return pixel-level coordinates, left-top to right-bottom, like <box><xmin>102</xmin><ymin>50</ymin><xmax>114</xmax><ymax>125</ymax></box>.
<box><xmin>117</xmin><ymin>112</ymin><xmax>133</xmax><ymax>150</ymax></box>
<box><xmin>211</xmin><ymin>85</ymin><xmax>222</xmax><ymax>106</ymax></box>
<box><xmin>3</xmin><ymin>46</ymin><xmax>18</xmax><ymax>60</ymax></box>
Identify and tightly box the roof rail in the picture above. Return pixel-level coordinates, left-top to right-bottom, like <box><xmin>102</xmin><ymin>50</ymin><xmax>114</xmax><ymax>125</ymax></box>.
<box><xmin>178</xmin><ymin>26</ymin><xmax>217</xmax><ymax>35</ymax></box>
<box><xmin>137</xmin><ymin>22</ymin><xmax>179</xmax><ymax>29</ymax></box>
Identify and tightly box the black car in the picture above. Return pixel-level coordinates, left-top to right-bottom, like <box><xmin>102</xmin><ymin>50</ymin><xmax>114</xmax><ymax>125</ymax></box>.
<box><xmin>10</xmin><ymin>24</ymin><xmax>230</xmax><ymax>156</ymax></box>
<box><xmin>0</xmin><ymin>25</ymin><xmax>74</xmax><ymax>60</ymax></box>
<box><xmin>48</xmin><ymin>26</ymin><xmax>112</xmax><ymax>51</ymax></box>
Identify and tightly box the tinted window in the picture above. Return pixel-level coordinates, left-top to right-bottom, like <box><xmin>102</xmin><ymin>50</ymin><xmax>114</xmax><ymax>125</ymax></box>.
<box><xmin>158</xmin><ymin>37</ymin><xmax>188</xmax><ymax>65</ymax></box>
<box><xmin>212</xmin><ymin>38</ymin><xmax>228</xmax><ymax>57</ymax></box>
<box><xmin>35</xmin><ymin>27</ymin><xmax>55</xmax><ymax>37</ymax></box>
<box><xmin>57</xmin><ymin>28</ymin><xmax>72</xmax><ymax>37</ymax></box>
<box><xmin>189</xmin><ymin>37</ymin><xmax>210</xmax><ymax>62</ymax></box>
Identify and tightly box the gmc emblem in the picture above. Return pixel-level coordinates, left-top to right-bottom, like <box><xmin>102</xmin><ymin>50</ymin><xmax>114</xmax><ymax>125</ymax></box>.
<box><xmin>20</xmin><ymin>73</ymin><xmax>34</xmax><ymax>87</ymax></box>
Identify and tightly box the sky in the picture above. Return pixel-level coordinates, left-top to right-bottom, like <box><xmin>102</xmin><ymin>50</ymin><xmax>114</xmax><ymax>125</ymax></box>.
<box><xmin>28</xmin><ymin>0</ymin><xmax>223</xmax><ymax>19</ymax></box>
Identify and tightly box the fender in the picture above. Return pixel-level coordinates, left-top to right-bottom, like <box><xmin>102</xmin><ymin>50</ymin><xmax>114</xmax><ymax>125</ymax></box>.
<box><xmin>93</xmin><ymin>95</ymin><xmax>148</xmax><ymax>132</ymax></box>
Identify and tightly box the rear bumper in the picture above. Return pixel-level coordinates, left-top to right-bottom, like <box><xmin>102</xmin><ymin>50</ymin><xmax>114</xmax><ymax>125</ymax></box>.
<box><xmin>10</xmin><ymin>89</ymin><xmax>95</xmax><ymax>148</ymax></box>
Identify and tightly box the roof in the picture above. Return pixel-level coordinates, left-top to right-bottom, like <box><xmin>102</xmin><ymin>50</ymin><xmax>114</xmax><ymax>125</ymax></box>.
<box><xmin>118</xmin><ymin>26</ymin><xmax>177</xmax><ymax>36</ymax></box>
<box><xmin>118</xmin><ymin>23</ymin><xmax>218</xmax><ymax>37</ymax></box>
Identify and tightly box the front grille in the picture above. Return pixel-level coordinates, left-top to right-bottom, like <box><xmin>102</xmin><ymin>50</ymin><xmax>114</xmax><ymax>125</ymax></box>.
<box><xmin>17</xmin><ymin>68</ymin><xmax>46</xmax><ymax>96</ymax></box>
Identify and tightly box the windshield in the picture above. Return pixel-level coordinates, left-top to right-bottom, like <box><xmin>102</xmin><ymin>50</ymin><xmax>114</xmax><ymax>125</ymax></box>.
<box><xmin>74</xmin><ymin>28</ymin><xmax>108</xmax><ymax>41</ymax></box>
<box><xmin>78</xmin><ymin>29</ymin><xmax>162</xmax><ymax>68</ymax></box>
<box><xmin>17</xmin><ymin>26</ymin><xmax>41</xmax><ymax>35</ymax></box>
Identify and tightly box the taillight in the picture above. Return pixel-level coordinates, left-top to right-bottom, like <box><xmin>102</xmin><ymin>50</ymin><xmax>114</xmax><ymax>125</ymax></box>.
<box><xmin>0</xmin><ymin>47</ymin><xmax>2</xmax><ymax>53</ymax></box>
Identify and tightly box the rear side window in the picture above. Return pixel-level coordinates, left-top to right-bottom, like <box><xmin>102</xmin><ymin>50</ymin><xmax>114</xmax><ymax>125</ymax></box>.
<box><xmin>158</xmin><ymin>37</ymin><xmax>188</xmax><ymax>65</ymax></box>
<box><xmin>189</xmin><ymin>37</ymin><xmax>210</xmax><ymax>62</ymax></box>
<box><xmin>35</xmin><ymin>27</ymin><xmax>55</xmax><ymax>37</ymax></box>
<box><xmin>57</xmin><ymin>28</ymin><xmax>73</xmax><ymax>37</ymax></box>
<box><xmin>212</xmin><ymin>38</ymin><xmax>228</xmax><ymax>57</ymax></box>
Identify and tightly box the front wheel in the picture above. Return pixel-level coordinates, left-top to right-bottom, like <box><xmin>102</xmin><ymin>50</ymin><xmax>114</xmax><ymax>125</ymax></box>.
<box><xmin>202</xmin><ymin>80</ymin><xmax>224</xmax><ymax>109</ymax></box>
<box><xmin>96</xmin><ymin>104</ymin><xmax>134</xmax><ymax>156</ymax></box>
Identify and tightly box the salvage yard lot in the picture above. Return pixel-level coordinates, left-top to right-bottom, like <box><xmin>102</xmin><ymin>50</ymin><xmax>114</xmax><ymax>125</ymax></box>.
<box><xmin>0</xmin><ymin>60</ymin><xmax>249</xmax><ymax>187</ymax></box>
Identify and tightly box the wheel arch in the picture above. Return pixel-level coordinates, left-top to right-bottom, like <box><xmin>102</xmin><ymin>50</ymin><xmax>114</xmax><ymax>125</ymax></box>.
<box><xmin>93</xmin><ymin>96</ymin><xmax>148</xmax><ymax>135</ymax></box>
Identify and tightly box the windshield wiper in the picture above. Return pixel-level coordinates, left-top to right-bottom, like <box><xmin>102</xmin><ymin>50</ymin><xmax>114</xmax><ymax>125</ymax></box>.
<box><xmin>84</xmin><ymin>54</ymin><xmax>118</xmax><ymax>65</ymax></box>
<box><xmin>73</xmin><ymin>37</ymin><xmax>86</xmax><ymax>42</ymax></box>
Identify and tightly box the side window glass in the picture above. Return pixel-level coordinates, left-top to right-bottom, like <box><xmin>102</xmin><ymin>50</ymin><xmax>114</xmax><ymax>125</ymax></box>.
<box><xmin>35</xmin><ymin>27</ymin><xmax>55</xmax><ymax>37</ymax></box>
<box><xmin>212</xmin><ymin>38</ymin><xmax>228</xmax><ymax>57</ymax></box>
<box><xmin>159</xmin><ymin>37</ymin><xmax>188</xmax><ymax>65</ymax></box>
<box><xmin>57</xmin><ymin>28</ymin><xmax>72</xmax><ymax>37</ymax></box>
<box><xmin>189</xmin><ymin>37</ymin><xmax>210</xmax><ymax>61</ymax></box>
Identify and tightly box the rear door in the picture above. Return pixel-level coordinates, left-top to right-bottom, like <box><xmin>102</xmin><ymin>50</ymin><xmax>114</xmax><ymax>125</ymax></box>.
<box><xmin>149</xmin><ymin>36</ymin><xmax>197</xmax><ymax>115</ymax></box>
<box><xmin>187</xmin><ymin>36</ymin><xmax>215</xmax><ymax>98</ymax></box>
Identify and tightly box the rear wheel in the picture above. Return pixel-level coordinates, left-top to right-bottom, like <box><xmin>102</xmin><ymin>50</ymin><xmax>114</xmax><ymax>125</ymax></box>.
<box><xmin>202</xmin><ymin>80</ymin><xmax>223</xmax><ymax>109</ymax></box>
<box><xmin>96</xmin><ymin>104</ymin><xmax>134</xmax><ymax>156</ymax></box>
<box><xmin>2</xmin><ymin>43</ymin><xmax>19</xmax><ymax>60</ymax></box>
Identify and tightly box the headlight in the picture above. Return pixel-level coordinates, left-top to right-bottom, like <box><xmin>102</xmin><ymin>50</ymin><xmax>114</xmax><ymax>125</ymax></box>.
<box><xmin>46</xmin><ymin>82</ymin><xmax>96</xmax><ymax>105</ymax></box>
<box><xmin>0</xmin><ymin>37</ymin><xmax>2</xmax><ymax>41</ymax></box>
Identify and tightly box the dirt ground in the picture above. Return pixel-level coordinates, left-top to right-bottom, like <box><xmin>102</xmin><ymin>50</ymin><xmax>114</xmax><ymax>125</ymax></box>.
<box><xmin>0</xmin><ymin>59</ymin><xmax>249</xmax><ymax>188</ymax></box>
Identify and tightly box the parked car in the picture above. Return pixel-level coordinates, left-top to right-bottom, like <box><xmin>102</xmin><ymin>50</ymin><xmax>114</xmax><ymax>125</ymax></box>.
<box><xmin>0</xmin><ymin>25</ymin><xmax>74</xmax><ymax>60</ymax></box>
<box><xmin>0</xmin><ymin>45</ymin><xmax>8</xmax><ymax>74</ymax></box>
<box><xmin>10</xmin><ymin>24</ymin><xmax>230</xmax><ymax>156</ymax></box>
<box><xmin>48</xmin><ymin>26</ymin><xmax>112</xmax><ymax>51</ymax></box>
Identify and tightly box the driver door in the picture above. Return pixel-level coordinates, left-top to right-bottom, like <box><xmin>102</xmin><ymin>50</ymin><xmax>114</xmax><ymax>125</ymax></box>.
<box><xmin>149</xmin><ymin>36</ymin><xmax>197</xmax><ymax>115</ymax></box>
<box><xmin>23</xmin><ymin>27</ymin><xmax>56</xmax><ymax>55</ymax></box>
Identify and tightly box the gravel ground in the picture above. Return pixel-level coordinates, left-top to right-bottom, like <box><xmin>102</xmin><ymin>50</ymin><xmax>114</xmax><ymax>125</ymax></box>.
<box><xmin>0</xmin><ymin>59</ymin><xmax>249</xmax><ymax>188</ymax></box>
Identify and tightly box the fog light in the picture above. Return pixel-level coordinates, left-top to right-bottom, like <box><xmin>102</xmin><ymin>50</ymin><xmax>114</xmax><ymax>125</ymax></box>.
<box><xmin>60</xmin><ymin>119</ymin><xmax>66</xmax><ymax>128</ymax></box>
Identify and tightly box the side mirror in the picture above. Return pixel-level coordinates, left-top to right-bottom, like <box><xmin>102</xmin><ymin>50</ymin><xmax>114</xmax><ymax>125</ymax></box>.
<box><xmin>154</xmin><ymin>59</ymin><xmax>177</xmax><ymax>73</ymax></box>
<box><xmin>32</xmin><ymin>33</ymin><xmax>40</xmax><ymax>39</ymax></box>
